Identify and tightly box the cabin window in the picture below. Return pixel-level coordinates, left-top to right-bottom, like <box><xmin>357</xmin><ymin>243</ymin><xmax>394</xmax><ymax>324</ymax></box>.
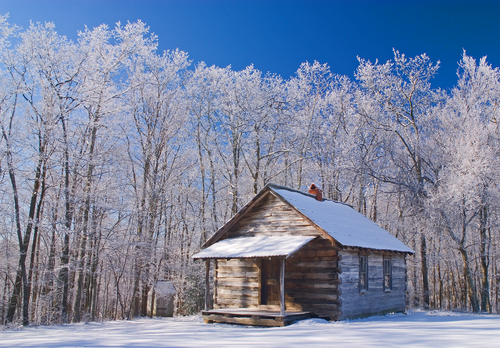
<box><xmin>359</xmin><ymin>255</ymin><xmax>368</xmax><ymax>292</ymax></box>
<box><xmin>384</xmin><ymin>258</ymin><xmax>392</xmax><ymax>291</ymax></box>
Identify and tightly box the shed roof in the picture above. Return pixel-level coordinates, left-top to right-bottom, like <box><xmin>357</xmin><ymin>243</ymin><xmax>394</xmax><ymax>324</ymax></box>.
<box><xmin>154</xmin><ymin>281</ymin><xmax>176</xmax><ymax>297</ymax></box>
<box><xmin>192</xmin><ymin>235</ymin><xmax>315</xmax><ymax>259</ymax></box>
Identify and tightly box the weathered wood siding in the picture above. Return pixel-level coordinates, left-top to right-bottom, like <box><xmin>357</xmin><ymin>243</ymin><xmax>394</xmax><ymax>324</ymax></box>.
<box><xmin>213</xmin><ymin>259</ymin><xmax>260</xmax><ymax>309</ymax></box>
<box><xmin>225</xmin><ymin>193</ymin><xmax>323</xmax><ymax>238</ymax></box>
<box><xmin>338</xmin><ymin>250</ymin><xmax>407</xmax><ymax>320</ymax></box>
<box><xmin>285</xmin><ymin>238</ymin><xmax>341</xmax><ymax>320</ymax></box>
<box><xmin>213</xmin><ymin>238</ymin><xmax>341</xmax><ymax>319</ymax></box>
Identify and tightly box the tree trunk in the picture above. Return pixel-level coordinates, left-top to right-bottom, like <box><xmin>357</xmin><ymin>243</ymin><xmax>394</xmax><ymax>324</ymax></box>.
<box><xmin>479</xmin><ymin>206</ymin><xmax>490</xmax><ymax>312</ymax></box>
<box><xmin>141</xmin><ymin>284</ymin><xmax>149</xmax><ymax>316</ymax></box>
<box><xmin>421</xmin><ymin>234</ymin><xmax>430</xmax><ymax>309</ymax></box>
<box><xmin>58</xmin><ymin>114</ymin><xmax>73</xmax><ymax>323</ymax></box>
<box><xmin>459</xmin><ymin>246</ymin><xmax>479</xmax><ymax>312</ymax></box>
<box><xmin>73</xmin><ymin>114</ymin><xmax>99</xmax><ymax>323</ymax></box>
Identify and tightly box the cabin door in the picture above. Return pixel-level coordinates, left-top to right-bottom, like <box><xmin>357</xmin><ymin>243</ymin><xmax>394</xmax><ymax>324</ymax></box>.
<box><xmin>260</xmin><ymin>258</ymin><xmax>281</xmax><ymax>305</ymax></box>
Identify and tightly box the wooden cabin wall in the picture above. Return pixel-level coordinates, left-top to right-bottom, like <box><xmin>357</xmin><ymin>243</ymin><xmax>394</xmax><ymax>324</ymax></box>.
<box><xmin>225</xmin><ymin>193</ymin><xmax>322</xmax><ymax>238</ymax></box>
<box><xmin>339</xmin><ymin>250</ymin><xmax>407</xmax><ymax>320</ymax></box>
<box><xmin>284</xmin><ymin>238</ymin><xmax>341</xmax><ymax>320</ymax></box>
<box><xmin>213</xmin><ymin>259</ymin><xmax>260</xmax><ymax>309</ymax></box>
<box><xmin>213</xmin><ymin>238</ymin><xmax>342</xmax><ymax>319</ymax></box>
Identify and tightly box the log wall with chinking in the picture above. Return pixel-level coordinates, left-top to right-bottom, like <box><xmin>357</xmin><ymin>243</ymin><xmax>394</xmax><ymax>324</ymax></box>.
<box><xmin>213</xmin><ymin>258</ymin><xmax>260</xmax><ymax>309</ymax></box>
<box><xmin>213</xmin><ymin>238</ymin><xmax>342</xmax><ymax>320</ymax></box>
<box><xmin>338</xmin><ymin>250</ymin><xmax>407</xmax><ymax>319</ymax></box>
<box><xmin>284</xmin><ymin>238</ymin><xmax>341</xmax><ymax>320</ymax></box>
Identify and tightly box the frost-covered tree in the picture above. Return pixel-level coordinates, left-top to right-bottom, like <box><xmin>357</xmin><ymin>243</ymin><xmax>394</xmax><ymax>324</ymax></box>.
<box><xmin>126</xmin><ymin>46</ymin><xmax>190</xmax><ymax>318</ymax></box>
<box><xmin>355</xmin><ymin>50</ymin><xmax>442</xmax><ymax>307</ymax></box>
<box><xmin>430</xmin><ymin>52</ymin><xmax>500</xmax><ymax>312</ymax></box>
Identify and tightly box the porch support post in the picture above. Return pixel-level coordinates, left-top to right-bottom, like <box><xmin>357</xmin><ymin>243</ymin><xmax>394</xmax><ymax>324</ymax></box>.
<box><xmin>204</xmin><ymin>259</ymin><xmax>210</xmax><ymax>311</ymax></box>
<box><xmin>280</xmin><ymin>257</ymin><xmax>285</xmax><ymax>316</ymax></box>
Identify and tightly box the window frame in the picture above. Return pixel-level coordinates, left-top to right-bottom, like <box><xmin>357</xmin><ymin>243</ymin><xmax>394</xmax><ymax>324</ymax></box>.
<box><xmin>383</xmin><ymin>257</ymin><xmax>392</xmax><ymax>292</ymax></box>
<box><xmin>359</xmin><ymin>255</ymin><xmax>368</xmax><ymax>292</ymax></box>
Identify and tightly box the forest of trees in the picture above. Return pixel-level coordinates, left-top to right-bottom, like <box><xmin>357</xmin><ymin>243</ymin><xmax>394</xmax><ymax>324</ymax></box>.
<box><xmin>1</xmin><ymin>16</ymin><xmax>500</xmax><ymax>326</ymax></box>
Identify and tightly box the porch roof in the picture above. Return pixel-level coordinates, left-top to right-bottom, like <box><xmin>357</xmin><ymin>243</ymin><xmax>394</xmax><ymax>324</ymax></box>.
<box><xmin>192</xmin><ymin>235</ymin><xmax>315</xmax><ymax>259</ymax></box>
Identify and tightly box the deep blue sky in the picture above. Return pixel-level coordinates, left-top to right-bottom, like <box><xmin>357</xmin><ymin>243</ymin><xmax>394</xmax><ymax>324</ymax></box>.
<box><xmin>1</xmin><ymin>0</ymin><xmax>499</xmax><ymax>90</ymax></box>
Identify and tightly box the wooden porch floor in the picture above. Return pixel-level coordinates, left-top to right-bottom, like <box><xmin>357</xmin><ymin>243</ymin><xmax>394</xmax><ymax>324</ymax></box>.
<box><xmin>202</xmin><ymin>308</ymin><xmax>316</xmax><ymax>327</ymax></box>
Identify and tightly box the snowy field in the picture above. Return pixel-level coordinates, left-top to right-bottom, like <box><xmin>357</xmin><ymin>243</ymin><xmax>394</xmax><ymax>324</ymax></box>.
<box><xmin>1</xmin><ymin>310</ymin><xmax>499</xmax><ymax>347</ymax></box>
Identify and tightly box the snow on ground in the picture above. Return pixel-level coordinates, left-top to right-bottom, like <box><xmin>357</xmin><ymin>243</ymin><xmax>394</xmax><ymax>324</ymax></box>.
<box><xmin>1</xmin><ymin>310</ymin><xmax>499</xmax><ymax>347</ymax></box>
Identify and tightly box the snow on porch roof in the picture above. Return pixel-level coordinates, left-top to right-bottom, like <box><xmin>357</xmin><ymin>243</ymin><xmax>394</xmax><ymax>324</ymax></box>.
<box><xmin>272</xmin><ymin>186</ymin><xmax>414</xmax><ymax>253</ymax></box>
<box><xmin>192</xmin><ymin>235</ymin><xmax>316</xmax><ymax>259</ymax></box>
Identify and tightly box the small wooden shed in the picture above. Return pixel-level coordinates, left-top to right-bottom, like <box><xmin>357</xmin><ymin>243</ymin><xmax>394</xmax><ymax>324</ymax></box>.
<box><xmin>193</xmin><ymin>184</ymin><xmax>414</xmax><ymax>326</ymax></box>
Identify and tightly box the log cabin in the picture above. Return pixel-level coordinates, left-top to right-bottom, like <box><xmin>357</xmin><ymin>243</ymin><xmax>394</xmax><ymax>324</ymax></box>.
<box><xmin>192</xmin><ymin>184</ymin><xmax>414</xmax><ymax>326</ymax></box>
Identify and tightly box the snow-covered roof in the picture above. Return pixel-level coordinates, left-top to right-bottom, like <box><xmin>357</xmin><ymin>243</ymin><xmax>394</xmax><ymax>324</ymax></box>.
<box><xmin>192</xmin><ymin>235</ymin><xmax>316</xmax><ymax>259</ymax></box>
<box><xmin>155</xmin><ymin>281</ymin><xmax>176</xmax><ymax>297</ymax></box>
<box><xmin>198</xmin><ymin>184</ymin><xmax>414</xmax><ymax>256</ymax></box>
<box><xmin>271</xmin><ymin>186</ymin><xmax>414</xmax><ymax>253</ymax></box>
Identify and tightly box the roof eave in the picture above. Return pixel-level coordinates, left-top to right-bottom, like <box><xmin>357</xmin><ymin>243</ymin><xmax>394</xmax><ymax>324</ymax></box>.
<box><xmin>343</xmin><ymin>245</ymin><xmax>415</xmax><ymax>255</ymax></box>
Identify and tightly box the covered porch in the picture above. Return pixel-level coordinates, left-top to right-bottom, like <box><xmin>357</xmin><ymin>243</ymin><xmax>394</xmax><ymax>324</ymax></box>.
<box><xmin>193</xmin><ymin>235</ymin><xmax>317</xmax><ymax>326</ymax></box>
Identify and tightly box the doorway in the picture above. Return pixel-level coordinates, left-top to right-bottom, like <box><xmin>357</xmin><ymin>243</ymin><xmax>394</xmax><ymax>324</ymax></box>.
<box><xmin>260</xmin><ymin>258</ymin><xmax>281</xmax><ymax>305</ymax></box>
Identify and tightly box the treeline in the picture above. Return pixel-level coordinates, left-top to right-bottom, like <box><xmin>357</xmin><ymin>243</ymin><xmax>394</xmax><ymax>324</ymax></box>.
<box><xmin>1</xmin><ymin>16</ymin><xmax>499</xmax><ymax>326</ymax></box>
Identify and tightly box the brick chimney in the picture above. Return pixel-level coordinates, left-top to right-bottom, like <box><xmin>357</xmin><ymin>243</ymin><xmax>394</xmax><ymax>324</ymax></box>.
<box><xmin>308</xmin><ymin>183</ymin><xmax>323</xmax><ymax>201</ymax></box>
